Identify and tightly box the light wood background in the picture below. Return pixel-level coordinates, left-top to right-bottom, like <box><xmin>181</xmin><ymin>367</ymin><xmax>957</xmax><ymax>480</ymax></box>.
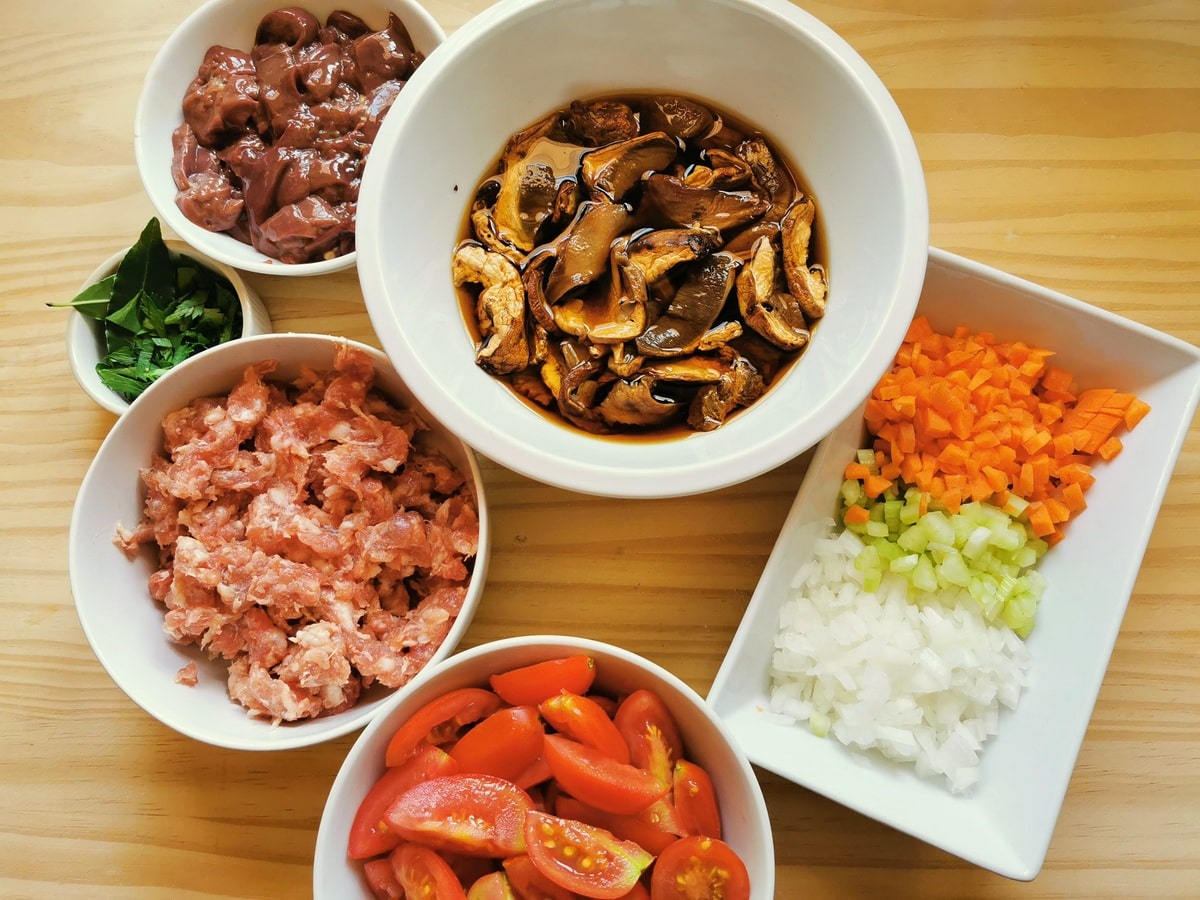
<box><xmin>1</xmin><ymin>1</ymin><xmax>1197</xmax><ymax>897</ymax></box>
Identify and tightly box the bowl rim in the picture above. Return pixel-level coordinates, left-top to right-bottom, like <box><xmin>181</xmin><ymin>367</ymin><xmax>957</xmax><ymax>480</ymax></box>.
<box><xmin>356</xmin><ymin>0</ymin><xmax>931</xmax><ymax>499</ymax></box>
<box><xmin>65</xmin><ymin>239</ymin><xmax>271</xmax><ymax>416</ymax></box>
<box><xmin>68</xmin><ymin>331</ymin><xmax>489</xmax><ymax>750</ymax></box>
<box><xmin>132</xmin><ymin>0</ymin><xmax>447</xmax><ymax>277</ymax></box>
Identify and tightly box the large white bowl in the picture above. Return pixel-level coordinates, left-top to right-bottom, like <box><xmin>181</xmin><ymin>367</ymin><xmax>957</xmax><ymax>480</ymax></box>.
<box><xmin>708</xmin><ymin>247</ymin><xmax>1200</xmax><ymax>880</ymax></box>
<box><xmin>314</xmin><ymin>635</ymin><xmax>775</xmax><ymax>898</ymax></box>
<box><xmin>69</xmin><ymin>333</ymin><xmax>489</xmax><ymax>750</ymax></box>
<box><xmin>66</xmin><ymin>239</ymin><xmax>272</xmax><ymax>416</ymax></box>
<box><xmin>357</xmin><ymin>0</ymin><xmax>929</xmax><ymax>498</ymax></box>
<box><xmin>135</xmin><ymin>0</ymin><xmax>445</xmax><ymax>276</ymax></box>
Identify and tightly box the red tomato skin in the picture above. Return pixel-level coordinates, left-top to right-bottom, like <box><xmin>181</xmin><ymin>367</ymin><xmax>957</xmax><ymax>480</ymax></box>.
<box><xmin>613</xmin><ymin>690</ymin><xmax>684</xmax><ymax>789</ymax></box>
<box><xmin>513</xmin><ymin>754</ymin><xmax>553</xmax><ymax>791</ymax></box>
<box><xmin>555</xmin><ymin>795</ymin><xmax>681</xmax><ymax>856</ymax></box>
<box><xmin>490</xmin><ymin>655</ymin><xmax>597</xmax><ymax>706</ymax></box>
<box><xmin>450</xmin><ymin>705</ymin><xmax>546</xmax><ymax>782</ymax></box>
<box><xmin>362</xmin><ymin>857</ymin><xmax>404</xmax><ymax>900</ymax></box>
<box><xmin>383</xmin><ymin>774</ymin><xmax>532</xmax><ymax>858</ymax></box>
<box><xmin>467</xmin><ymin>871</ymin><xmax>518</xmax><ymax>900</ymax></box>
<box><xmin>348</xmin><ymin>744</ymin><xmax>460</xmax><ymax>859</ymax></box>
<box><xmin>525</xmin><ymin>810</ymin><xmax>654</xmax><ymax>899</ymax></box>
<box><xmin>385</xmin><ymin>687</ymin><xmax>504</xmax><ymax>766</ymax></box>
<box><xmin>539</xmin><ymin>691</ymin><xmax>631</xmax><ymax>764</ymax></box>
<box><xmin>502</xmin><ymin>854</ymin><xmax>576</xmax><ymax>900</ymax></box>
<box><xmin>542</xmin><ymin>733</ymin><xmax>669</xmax><ymax>816</ymax></box>
<box><xmin>671</xmin><ymin>760</ymin><xmax>722</xmax><ymax>840</ymax></box>
<box><xmin>390</xmin><ymin>843</ymin><xmax>469</xmax><ymax>900</ymax></box>
<box><xmin>618</xmin><ymin>883</ymin><xmax>651</xmax><ymax>900</ymax></box>
<box><xmin>648</xmin><ymin>836</ymin><xmax>751</xmax><ymax>900</ymax></box>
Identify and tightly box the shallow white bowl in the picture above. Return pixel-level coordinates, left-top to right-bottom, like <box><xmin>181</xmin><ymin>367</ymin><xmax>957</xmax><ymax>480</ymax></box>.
<box><xmin>707</xmin><ymin>247</ymin><xmax>1200</xmax><ymax>880</ymax></box>
<box><xmin>357</xmin><ymin>0</ymin><xmax>929</xmax><ymax>498</ymax></box>
<box><xmin>135</xmin><ymin>0</ymin><xmax>445</xmax><ymax>276</ymax></box>
<box><xmin>69</xmin><ymin>333</ymin><xmax>489</xmax><ymax>750</ymax></box>
<box><xmin>313</xmin><ymin>635</ymin><xmax>775</xmax><ymax>898</ymax></box>
<box><xmin>66</xmin><ymin>239</ymin><xmax>272</xmax><ymax>416</ymax></box>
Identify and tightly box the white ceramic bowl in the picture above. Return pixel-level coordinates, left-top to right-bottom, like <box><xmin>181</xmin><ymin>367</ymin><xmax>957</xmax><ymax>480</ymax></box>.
<box><xmin>66</xmin><ymin>239</ymin><xmax>272</xmax><ymax>416</ymax></box>
<box><xmin>69</xmin><ymin>333</ymin><xmax>490</xmax><ymax>750</ymax></box>
<box><xmin>314</xmin><ymin>635</ymin><xmax>774</xmax><ymax>898</ymax></box>
<box><xmin>357</xmin><ymin>0</ymin><xmax>929</xmax><ymax>498</ymax></box>
<box><xmin>708</xmin><ymin>247</ymin><xmax>1200</xmax><ymax>880</ymax></box>
<box><xmin>134</xmin><ymin>0</ymin><xmax>445</xmax><ymax>276</ymax></box>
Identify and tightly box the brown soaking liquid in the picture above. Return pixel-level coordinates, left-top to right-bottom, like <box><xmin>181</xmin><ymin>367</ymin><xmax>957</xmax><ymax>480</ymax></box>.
<box><xmin>454</xmin><ymin>91</ymin><xmax>826</xmax><ymax>442</ymax></box>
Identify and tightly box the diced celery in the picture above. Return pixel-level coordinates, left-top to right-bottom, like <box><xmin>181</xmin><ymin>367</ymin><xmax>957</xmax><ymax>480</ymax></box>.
<box><xmin>866</xmin><ymin>520</ymin><xmax>890</xmax><ymax>538</ymax></box>
<box><xmin>840</xmin><ymin>478</ymin><xmax>862</xmax><ymax>506</ymax></box>
<box><xmin>961</xmin><ymin>525</ymin><xmax>992</xmax><ymax>560</ymax></box>
<box><xmin>912</xmin><ymin>556</ymin><xmax>938</xmax><ymax>593</ymax></box>
<box><xmin>890</xmin><ymin>553</ymin><xmax>920</xmax><ymax>574</ymax></box>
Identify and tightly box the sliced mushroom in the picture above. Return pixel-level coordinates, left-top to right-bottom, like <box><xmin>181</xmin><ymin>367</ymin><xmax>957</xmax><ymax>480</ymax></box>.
<box><xmin>643</xmin><ymin>355</ymin><xmax>728</xmax><ymax>384</ymax></box>
<box><xmin>522</xmin><ymin>250</ymin><xmax>558</xmax><ymax>333</ymax></box>
<box><xmin>735</xmin><ymin>236</ymin><xmax>810</xmax><ymax>351</ymax></box>
<box><xmin>493</xmin><ymin>136</ymin><xmax>587</xmax><ymax>252</ymax></box>
<box><xmin>557</xmin><ymin>98</ymin><xmax>639</xmax><ymax>146</ymax></box>
<box><xmin>722</xmin><ymin>220</ymin><xmax>780</xmax><ymax>260</ymax></box>
<box><xmin>544</xmin><ymin>201</ymin><xmax>634</xmax><ymax>303</ymax></box>
<box><xmin>687</xmin><ymin>355</ymin><xmax>765</xmax><ymax>432</ymax></box>
<box><xmin>553</xmin><ymin>238</ymin><xmax>648</xmax><ymax>343</ymax></box>
<box><xmin>452</xmin><ymin>241</ymin><xmax>530</xmax><ymax>375</ymax></box>
<box><xmin>626</xmin><ymin>226</ymin><xmax>722</xmax><ymax>283</ymax></box>
<box><xmin>696</xmin><ymin>319</ymin><xmax>743</xmax><ymax>351</ymax></box>
<box><xmin>683</xmin><ymin>148</ymin><xmax>753</xmax><ymax>191</ymax></box>
<box><xmin>737</xmin><ymin>136</ymin><xmax>796</xmax><ymax>221</ymax></box>
<box><xmin>595</xmin><ymin>377</ymin><xmax>685</xmax><ymax>428</ymax></box>
<box><xmin>638</xmin><ymin>95</ymin><xmax>716</xmax><ymax>141</ymax></box>
<box><xmin>639</xmin><ymin>174</ymin><xmax>770</xmax><ymax>234</ymax></box>
<box><xmin>636</xmin><ymin>252</ymin><xmax>740</xmax><ymax>358</ymax></box>
<box><xmin>780</xmin><ymin>196</ymin><xmax>828</xmax><ymax>320</ymax></box>
<box><xmin>541</xmin><ymin>340</ymin><xmax>607</xmax><ymax>432</ymax></box>
<box><xmin>607</xmin><ymin>342</ymin><xmax>644</xmax><ymax>378</ymax></box>
<box><xmin>581</xmin><ymin>132</ymin><xmax>679</xmax><ymax>202</ymax></box>
<box><xmin>511</xmin><ymin>368</ymin><xmax>554</xmax><ymax>408</ymax></box>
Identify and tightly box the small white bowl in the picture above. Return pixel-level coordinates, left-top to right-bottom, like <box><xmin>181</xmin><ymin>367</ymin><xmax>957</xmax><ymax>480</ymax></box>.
<box><xmin>69</xmin><ymin>333</ymin><xmax>490</xmax><ymax>750</ymax></box>
<box><xmin>708</xmin><ymin>247</ymin><xmax>1200</xmax><ymax>880</ymax></box>
<box><xmin>357</xmin><ymin>0</ymin><xmax>929</xmax><ymax>498</ymax></box>
<box><xmin>66</xmin><ymin>239</ymin><xmax>272</xmax><ymax>416</ymax></box>
<box><xmin>313</xmin><ymin>635</ymin><xmax>775</xmax><ymax>898</ymax></box>
<box><xmin>134</xmin><ymin>0</ymin><xmax>445</xmax><ymax>276</ymax></box>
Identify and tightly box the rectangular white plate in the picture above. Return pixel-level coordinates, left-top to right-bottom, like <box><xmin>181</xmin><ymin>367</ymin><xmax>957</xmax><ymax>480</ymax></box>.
<box><xmin>707</xmin><ymin>247</ymin><xmax>1200</xmax><ymax>880</ymax></box>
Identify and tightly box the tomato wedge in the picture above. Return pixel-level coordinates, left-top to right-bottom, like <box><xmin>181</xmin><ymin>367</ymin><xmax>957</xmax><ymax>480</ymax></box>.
<box><xmin>383</xmin><ymin>774</ymin><xmax>531</xmax><ymax>857</ymax></box>
<box><xmin>348</xmin><ymin>744</ymin><xmax>460</xmax><ymax>859</ymax></box>
<box><xmin>502</xmin><ymin>854</ymin><xmax>576</xmax><ymax>899</ymax></box>
<box><xmin>450</xmin><ymin>705</ymin><xmax>546</xmax><ymax>782</ymax></box>
<box><xmin>385</xmin><ymin>687</ymin><xmax>503</xmax><ymax>766</ymax></box>
<box><xmin>525</xmin><ymin>811</ymin><xmax>654</xmax><ymax>899</ymax></box>
<box><xmin>467</xmin><ymin>870</ymin><xmax>517</xmax><ymax>900</ymax></box>
<box><xmin>390</xmin><ymin>843</ymin><xmax>468</xmax><ymax>899</ymax></box>
<box><xmin>539</xmin><ymin>691</ymin><xmax>630</xmax><ymax>764</ymax></box>
<box><xmin>648</xmin><ymin>836</ymin><xmax>750</xmax><ymax>900</ymax></box>
<box><xmin>614</xmin><ymin>689</ymin><xmax>683</xmax><ymax>788</ymax></box>
<box><xmin>555</xmin><ymin>795</ymin><xmax>681</xmax><ymax>856</ymax></box>
<box><xmin>543</xmin><ymin>734</ymin><xmax>669</xmax><ymax>816</ymax></box>
<box><xmin>513</xmin><ymin>753</ymin><xmax>553</xmax><ymax>791</ymax></box>
<box><xmin>490</xmin><ymin>654</ymin><xmax>597</xmax><ymax>705</ymax></box>
<box><xmin>362</xmin><ymin>857</ymin><xmax>403</xmax><ymax>900</ymax></box>
<box><xmin>672</xmin><ymin>760</ymin><xmax>722</xmax><ymax>839</ymax></box>
<box><xmin>619</xmin><ymin>883</ymin><xmax>650</xmax><ymax>900</ymax></box>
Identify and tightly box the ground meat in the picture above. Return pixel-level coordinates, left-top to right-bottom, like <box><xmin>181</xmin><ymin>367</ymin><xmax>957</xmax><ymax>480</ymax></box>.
<box><xmin>116</xmin><ymin>344</ymin><xmax>479</xmax><ymax>723</ymax></box>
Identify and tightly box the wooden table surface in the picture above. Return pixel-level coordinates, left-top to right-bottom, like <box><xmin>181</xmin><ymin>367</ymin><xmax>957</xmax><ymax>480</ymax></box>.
<box><xmin>2</xmin><ymin>1</ymin><xmax>1198</xmax><ymax>897</ymax></box>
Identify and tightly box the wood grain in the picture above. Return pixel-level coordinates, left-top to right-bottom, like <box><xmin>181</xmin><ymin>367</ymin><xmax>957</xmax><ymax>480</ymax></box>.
<box><xmin>1</xmin><ymin>1</ymin><xmax>1197</xmax><ymax>897</ymax></box>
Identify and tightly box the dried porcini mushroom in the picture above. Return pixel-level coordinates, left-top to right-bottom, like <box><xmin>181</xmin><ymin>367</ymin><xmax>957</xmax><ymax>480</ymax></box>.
<box><xmin>453</xmin><ymin>94</ymin><xmax>827</xmax><ymax>435</ymax></box>
<box><xmin>452</xmin><ymin>241</ymin><xmax>529</xmax><ymax>375</ymax></box>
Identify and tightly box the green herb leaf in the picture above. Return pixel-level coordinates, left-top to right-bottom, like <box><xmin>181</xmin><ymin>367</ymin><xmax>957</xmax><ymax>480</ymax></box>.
<box><xmin>51</xmin><ymin>217</ymin><xmax>244</xmax><ymax>402</ymax></box>
<box><xmin>47</xmin><ymin>274</ymin><xmax>117</xmax><ymax>319</ymax></box>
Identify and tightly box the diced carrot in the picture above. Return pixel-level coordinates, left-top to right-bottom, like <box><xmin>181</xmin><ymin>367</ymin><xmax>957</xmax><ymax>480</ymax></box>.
<box><xmin>843</xmin><ymin>504</ymin><xmax>871</xmax><ymax>526</ymax></box>
<box><xmin>1062</xmin><ymin>482</ymin><xmax>1087</xmax><ymax>514</ymax></box>
<box><xmin>1041</xmin><ymin>367</ymin><xmax>1074</xmax><ymax>394</ymax></box>
<box><xmin>1124</xmin><ymin>398</ymin><xmax>1151</xmax><ymax>429</ymax></box>
<box><xmin>844</xmin><ymin>462</ymin><xmax>871</xmax><ymax>481</ymax></box>
<box><xmin>863</xmin><ymin>474</ymin><xmax>893</xmax><ymax>499</ymax></box>
<box><xmin>861</xmin><ymin>317</ymin><xmax>1148</xmax><ymax>540</ymax></box>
